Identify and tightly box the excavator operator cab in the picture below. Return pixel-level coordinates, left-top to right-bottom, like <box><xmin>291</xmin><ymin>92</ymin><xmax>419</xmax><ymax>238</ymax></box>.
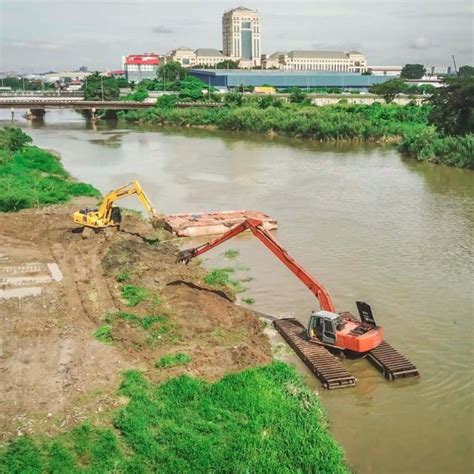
<box><xmin>307</xmin><ymin>310</ymin><xmax>344</xmax><ymax>345</ymax></box>
<box><xmin>108</xmin><ymin>206</ymin><xmax>122</xmax><ymax>226</ymax></box>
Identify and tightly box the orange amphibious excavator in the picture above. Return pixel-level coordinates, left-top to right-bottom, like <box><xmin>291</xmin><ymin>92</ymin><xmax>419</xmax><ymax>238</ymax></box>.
<box><xmin>177</xmin><ymin>218</ymin><xmax>384</xmax><ymax>354</ymax></box>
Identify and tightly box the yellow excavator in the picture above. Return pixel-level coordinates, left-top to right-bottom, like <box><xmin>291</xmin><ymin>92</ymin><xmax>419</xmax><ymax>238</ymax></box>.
<box><xmin>73</xmin><ymin>181</ymin><xmax>161</xmax><ymax>231</ymax></box>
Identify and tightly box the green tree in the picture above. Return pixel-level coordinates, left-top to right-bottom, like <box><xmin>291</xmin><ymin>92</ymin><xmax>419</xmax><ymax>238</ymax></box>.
<box><xmin>0</xmin><ymin>127</ymin><xmax>32</xmax><ymax>152</ymax></box>
<box><xmin>288</xmin><ymin>87</ymin><xmax>310</xmax><ymax>104</ymax></box>
<box><xmin>224</xmin><ymin>92</ymin><xmax>244</xmax><ymax>106</ymax></box>
<box><xmin>1</xmin><ymin>77</ymin><xmax>54</xmax><ymax>91</ymax></box>
<box><xmin>178</xmin><ymin>76</ymin><xmax>206</xmax><ymax>101</ymax></box>
<box><xmin>122</xmin><ymin>88</ymin><xmax>149</xmax><ymax>102</ymax></box>
<box><xmin>428</xmin><ymin>76</ymin><xmax>474</xmax><ymax>135</ymax></box>
<box><xmin>400</xmin><ymin>64</ymin><xmax>426</xmax><ymax>79</ymax></box>
<box><xmin>257</xmin><ymin>95</ymin><xmax>284</xmax><ymax>109</ymax></box>
<box><xmin>116</xmin><ymin>77</ymin><xmax>132</xmax><ymax>88</ymax></box>
<box><xmin>158</xmin><ymin>61</ymin><xmax>186</xmax><ymax>82</ymax></box>
<box><xmin>156</xmin><ymin>95</ymin><xmax>177</xmax><ymax>109</ymax></box>
<box><xmin>136</xmin><ymin>78</ymin><xmax>159</xmax><ymax>91</ymax></box>
<box><xmin>458</xmin><ymin>65</ymin><xmax>474</xmax><ymax>78</ymax></box>
<box><xmin>82</xmin><ymin>72</ymin><xmax>120</xmax><ymax>100</ymax></box>
<box><xmin>417</xmin><ymin>84</ymin><xmax>436</xmax><ymax>95</ymax></box>
<box><xmin>2</xmin><ymin>77</ymin><xmax>22</xmax><ymax>89</ymax></box>
<box><xmin>369</xmin><ymin>79</ymin><xmax>409</xmax><ymax>103</ymax></box>
<box><xmin>216</xmin><ymin>59</ymin><xmax>240</xmax><ymax>69</ymax></box>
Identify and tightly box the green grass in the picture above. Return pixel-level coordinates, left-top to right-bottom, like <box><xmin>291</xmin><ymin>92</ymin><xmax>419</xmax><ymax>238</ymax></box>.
<box><xmin>224</xmin><ymin>248</ymin><xmax>239</xmax><ymax>259</ymax></box>
<box><xmin>156</xmin><ymin>352</ymin><xmax>192</xmax><ymax>368</ymax></box>
<box><xmin>120</xmin><ymin>285</ymin><xmax>148</xmax><ymax>307</ymax></box>
<box><xmin>94</xmin><ymin>325</ymin><xmax>113</xmax><ymax>344</ymax></box>
<box><xmin>204</xmin><ymin>267</ymin><xmax>244</xmax><ymax>293</ymax></box>
<box><xmin>103</xmin><ymin>311</ymin><xmax>176</xmax><ymax>347</ymax></box>
<box><xmin>242</xmin><ymin>297</ymin><xmax>255</xmax><ymax>305</ymax></box>
<box><xmin>0</xmin><ymin>362</ymin><xmax>347</xmax><ymax>473</ymax></box>
<box><xmin>116</xmin><ymin>270</ymin><xmax>131</xmax><ymax>283</ymax></box>
<box><xmin>105</xmin><ymin>311</ymin><xmax>167</xmax><ymax>331</ymax></box>
<box><xmin>0</xmin><ymin>128</ymin><xmax>100</xmax><ymax>212</ymax></box>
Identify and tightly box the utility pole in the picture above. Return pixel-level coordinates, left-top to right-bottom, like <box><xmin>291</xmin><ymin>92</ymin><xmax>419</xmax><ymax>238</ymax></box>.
<box><xmin>452</xmin><ymin>55</ymin><xmax>458</xmax><ymax>76</ymax></box>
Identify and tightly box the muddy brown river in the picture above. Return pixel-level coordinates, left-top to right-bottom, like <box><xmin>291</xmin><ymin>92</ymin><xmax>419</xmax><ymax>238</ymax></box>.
<box><xmin>2</xmin><ymin>110</ymin><xmax>473</xmax><ymax>473</ymax></box>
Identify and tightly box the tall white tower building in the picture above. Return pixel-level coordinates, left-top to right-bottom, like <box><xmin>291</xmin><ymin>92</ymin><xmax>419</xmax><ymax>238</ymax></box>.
<box><xmin>222</xmin><ymin>6</ymin><xmax>261</xmax><ymax>66</ymax></box>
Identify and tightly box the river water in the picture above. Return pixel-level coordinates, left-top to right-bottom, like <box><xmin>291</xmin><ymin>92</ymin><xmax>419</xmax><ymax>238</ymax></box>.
<box><xmin>3</xmin><ymin>110</ymin><xmax>473</xmax><ymax>473</ymax></box>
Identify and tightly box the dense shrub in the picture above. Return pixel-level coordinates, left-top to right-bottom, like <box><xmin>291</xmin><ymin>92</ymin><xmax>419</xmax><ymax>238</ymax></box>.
<box><xmin>122</xmin><ymin>102</ymin><xmax>430</xmax><ymax>139</ymax></box>
<box><xmin>122</xmin><ymin>88</ymin><xmax>149</xmax><ymax>102</ymax></box>
<box><xmin>0</xmin><ymin>127</ymin><xmax>32</xmax><ymax>152</ymax></box>
<box><xmin>119</xmin><ymin>101</ymin><xmax>471</xmax><ymax>168</ymax></box>
<box><xmin>0</xmin><ymin>128</ymin><xmax>100</xmax><ymax>212</ymax></box>
<box><xmin>428</xmin><ymin>76</ymin><xmax>474</xmax><ymax>136</ymax></box>
<box><xmin>399</xmin><ymin>128</ymin><xmax>474</xmax><ymax>169</ymax></box>
<box><xmin>156</xmin><ymin>94</ymin><xmax>177</xmax><ymax>109</ymax></box>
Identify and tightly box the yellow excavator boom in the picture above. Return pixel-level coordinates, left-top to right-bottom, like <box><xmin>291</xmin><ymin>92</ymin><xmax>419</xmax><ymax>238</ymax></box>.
<box><xmin>73</xmin><ymin>181</ymin><xmax>161</xmax><ymax>229</ymax></box>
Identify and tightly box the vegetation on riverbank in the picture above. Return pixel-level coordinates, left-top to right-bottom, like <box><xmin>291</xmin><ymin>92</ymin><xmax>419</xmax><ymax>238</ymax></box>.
<box><xmin>0</xmin><ymin>127</ymin><xmax>99</xmax><ymax>212</ymax></box>
<box><xmin>119</xmin><ymin>74</ymin><xmax>474</xmax><ymax>169</ymax></box>
<box><xmin>121</xmin><ymin>101</ymin><xmax>430</xmax><ymax>140</ymax></box>
<box><xmin>399</xmin><ymin>127</ymin><xmax>474</xmax><ymax>168</ymax></box>
<box><xmin>0</xmin><ymin>362</ymin><xmax>347</xmax><ymax>473</ymax></box>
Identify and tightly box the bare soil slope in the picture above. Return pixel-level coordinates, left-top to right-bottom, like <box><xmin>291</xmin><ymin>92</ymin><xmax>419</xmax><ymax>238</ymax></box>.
<box><xmin>0</xmin><ymin>199</ymin><xmax>271</xmax><ymax>441</ymax></box>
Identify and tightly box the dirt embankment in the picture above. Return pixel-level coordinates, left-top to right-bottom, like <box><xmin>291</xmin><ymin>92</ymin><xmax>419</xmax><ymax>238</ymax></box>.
<box><xmin>0</xmin><ymin>199</ymin><xmax>271</xmax><ymax>442</ymax></box>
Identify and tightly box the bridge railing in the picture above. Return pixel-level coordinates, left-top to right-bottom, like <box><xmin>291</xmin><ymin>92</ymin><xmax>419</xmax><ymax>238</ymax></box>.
<box><xmin>0</xmin><ymin>91</ymin><xmax>84</xmax><ymax>97</ymax></box>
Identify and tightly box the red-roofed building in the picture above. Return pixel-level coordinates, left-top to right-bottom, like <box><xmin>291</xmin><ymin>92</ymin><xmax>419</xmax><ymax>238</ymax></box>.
<box><xmin>122</xmin><ymin>53</ymin><xmax>161</xmax><ymax>81</ymax></box>
<box><xmin>107</xmin><ymin>70</ymin><xmax>126</xmax><ymax>78</ymax></box>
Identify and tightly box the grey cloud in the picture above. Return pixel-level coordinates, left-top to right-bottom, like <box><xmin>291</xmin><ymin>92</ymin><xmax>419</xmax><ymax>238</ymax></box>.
<box><xmin>408</xmin><ymin>37</ymin><xmax>434</xmax><ymax>50</ymax></box>
<box><xmin>1</xmin><ymin>0</ymin><xmax>472</xmax><ymax>71</ymax></box>
<box><xmin>311</xmin><ymin>41</ymin><xmax>365</xmax><ymax>52</ymax></box>
<box><xmin>152</xmin><ymin>26</ymin><xmax>175</xmax><ymax>35</ymax></box>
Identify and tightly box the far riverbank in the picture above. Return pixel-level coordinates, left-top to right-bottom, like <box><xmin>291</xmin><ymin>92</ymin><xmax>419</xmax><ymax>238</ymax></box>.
<box><xmin>119</xmin><ymin>102</ymin><xmax>473</xmax><ymax>169</ymax></box>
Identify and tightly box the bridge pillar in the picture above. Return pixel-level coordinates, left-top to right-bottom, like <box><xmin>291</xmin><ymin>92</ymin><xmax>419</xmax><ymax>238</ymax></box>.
<box><xmin>10</xmin><ymin>108</ymin><xmax>15</xmax><ymax>121</ymax></box>
<box><xmin>26</xmin><ymin>108</ymin><xmax>46</xmax><ymax>120</ymax></box>
<box><xmin>91</xmin><ymin>107</ymin><xmax>96</xmax><ymax>121</ymax></box>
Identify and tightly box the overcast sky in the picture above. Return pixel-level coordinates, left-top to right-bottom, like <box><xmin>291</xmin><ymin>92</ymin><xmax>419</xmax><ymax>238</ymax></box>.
<box><xmin>1</xmin><ymin>0</ymin><xmax>472</xmax><ymax>72</ymax></box>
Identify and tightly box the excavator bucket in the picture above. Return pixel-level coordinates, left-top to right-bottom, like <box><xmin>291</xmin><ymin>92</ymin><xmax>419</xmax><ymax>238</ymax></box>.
<box><xmin>356</xmin><ymin>301</ymin><xmax>377</xmax><ymax>326</ymax></box>
<box><xmin>150</xmin><ymin>214</ymin><xmax>166</xmax><ymax>230</ymax></box>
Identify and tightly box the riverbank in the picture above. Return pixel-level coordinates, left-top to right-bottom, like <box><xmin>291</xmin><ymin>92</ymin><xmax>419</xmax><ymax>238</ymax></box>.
<box><xmin>0</xmin><ymin>127</ymin><xmax>100</xmax><ymax>212</ymax></box>
<box><xmin>119</xmin><ymin>102</ymin><xmax>473</xmax><ymax>169</ymax></box>
<box><xmin>0</xmin><ymin>130</ymin><xmax>347</xmax><ymax>472</ymax></box>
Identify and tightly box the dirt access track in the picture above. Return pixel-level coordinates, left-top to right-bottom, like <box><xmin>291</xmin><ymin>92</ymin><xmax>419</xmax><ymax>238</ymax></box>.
<box><xmin>0</xmin><ymin>198</ymin><xmax>271</xmax><ymax>442</ymax></box>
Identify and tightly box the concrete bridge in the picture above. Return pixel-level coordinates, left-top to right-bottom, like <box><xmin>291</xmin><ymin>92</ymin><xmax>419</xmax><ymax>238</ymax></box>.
<box><xmin>0</xmin><ymin>93</ymin><xmax>423</xmax><ymax>120</ymax></box>
<box><xmin>0</xmin><ymin>96</ymin><xmax>224</xmax><ymax>119</ymax></box>
<box><xmin>0</xmin><ymin>97</ymin><xmax>154</xmax><ymax>119</ymax></box>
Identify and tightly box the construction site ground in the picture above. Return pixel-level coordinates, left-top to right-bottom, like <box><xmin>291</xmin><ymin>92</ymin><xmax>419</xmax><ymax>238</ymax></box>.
<box><xmin>0</xmin><ymin>198</ymin><xmax>271</xmax><ymax>442</ymax></box>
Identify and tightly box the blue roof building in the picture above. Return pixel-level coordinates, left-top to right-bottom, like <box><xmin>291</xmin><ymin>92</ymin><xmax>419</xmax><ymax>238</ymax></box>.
<box><xmin>188</xmin><ymin>69</ymin><xmax>393</xmax><ymax>91</ymax></box>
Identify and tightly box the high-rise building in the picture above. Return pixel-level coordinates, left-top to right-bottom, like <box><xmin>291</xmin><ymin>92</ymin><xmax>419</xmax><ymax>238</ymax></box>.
<box><xmin>222</xmin><ymin>6</ymin><xmax>261</xmax><ymax>67</ymax></box>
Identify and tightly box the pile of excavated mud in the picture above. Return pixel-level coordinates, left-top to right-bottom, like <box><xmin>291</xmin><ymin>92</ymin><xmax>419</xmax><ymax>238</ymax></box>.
<box><xmin>0</xmin><ymin>198</ymin><xmax>271</xmax><ymax>441</ymax></box>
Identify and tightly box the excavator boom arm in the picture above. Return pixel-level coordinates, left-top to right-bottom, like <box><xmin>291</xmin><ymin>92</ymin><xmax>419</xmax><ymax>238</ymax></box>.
<box><xmin>97</xmin><ymin>181</ymin><xmax>158</xmax><ymax>222</ymax></box>
<box><xmin>178</xmin><ymin>218</ymin><xmax>336</xmax><ymax>312</ymax></box>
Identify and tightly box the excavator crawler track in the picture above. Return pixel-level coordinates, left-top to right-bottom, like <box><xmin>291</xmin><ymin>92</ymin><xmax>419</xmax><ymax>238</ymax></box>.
<box><xmin>273</xmin><ymin>318</ymin><xmax>356</xmax><ymax>389</ymax></box>
<box><xmin>367</xmin><ymin>341</ymin><xmax>419</xmax><ymax>380</ymax></box>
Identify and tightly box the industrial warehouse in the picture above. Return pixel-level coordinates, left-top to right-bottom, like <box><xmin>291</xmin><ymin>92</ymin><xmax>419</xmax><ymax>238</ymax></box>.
<box><xmin>188</xmin><ymin>69</ymin><xmax>393</xmax><ymax>91</ymax></box>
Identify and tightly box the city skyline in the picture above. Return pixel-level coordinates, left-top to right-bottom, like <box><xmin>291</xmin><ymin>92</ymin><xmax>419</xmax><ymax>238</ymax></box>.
<box><xmin>1</xmin><ymin>0</ymin><xmax>473</xmax><ymax>72</ymax></box>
